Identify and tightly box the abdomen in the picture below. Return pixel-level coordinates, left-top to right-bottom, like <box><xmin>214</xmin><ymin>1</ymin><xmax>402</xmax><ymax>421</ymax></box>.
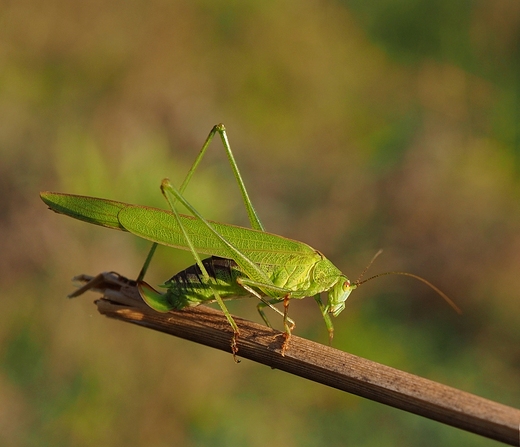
<box><xmin>162</xmin><ymin>256</ymin><xmax>250</xmax><ymax>307</ymax></box>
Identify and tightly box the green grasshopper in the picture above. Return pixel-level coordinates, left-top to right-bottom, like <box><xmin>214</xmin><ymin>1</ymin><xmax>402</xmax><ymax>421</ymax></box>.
<box><xmin>41</xmin><ymin>124</ymin><xmax>459</xmax><ymax>359</ymax></box>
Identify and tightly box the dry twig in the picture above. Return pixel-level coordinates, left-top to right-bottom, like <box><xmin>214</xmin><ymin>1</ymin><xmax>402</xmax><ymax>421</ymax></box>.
<box><xmin>70</xmin><ymin>272</ymin><xmax>520</xmax><ymax>446</ymax></box>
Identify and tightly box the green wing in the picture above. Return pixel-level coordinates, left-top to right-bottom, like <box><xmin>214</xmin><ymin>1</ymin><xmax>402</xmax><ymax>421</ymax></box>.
<box><xmin>40</xmin><ymin>192</ymin><xmax>319</xmax><ymax>266</ymax></box>
<box><xmin>41</xmin><ymin>192</ymin><xmax>126</xmax><ymax>230</ymax></box>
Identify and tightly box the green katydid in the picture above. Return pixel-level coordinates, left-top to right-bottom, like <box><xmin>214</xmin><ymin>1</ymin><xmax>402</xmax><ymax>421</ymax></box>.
<box><xmin>40</xmin><ymin>124</ymin><xmax>460</xmax><ymax>359</ymax></box>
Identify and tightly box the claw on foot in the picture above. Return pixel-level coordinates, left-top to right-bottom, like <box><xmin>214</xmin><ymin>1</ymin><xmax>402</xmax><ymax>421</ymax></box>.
<box><xmin>231</xmin><ymin>332</ymin><xmax>240</xmax><ymax>363</ymax></box>
<box><xmin>280</xmin><ymin>331</ymin><xmax>291</xmax><ymax>356</ymax></box>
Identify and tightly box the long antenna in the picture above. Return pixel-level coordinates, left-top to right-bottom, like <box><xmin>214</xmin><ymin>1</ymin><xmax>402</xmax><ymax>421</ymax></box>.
<box><xmin>354</xmin><ymin>251</ymin><xmax>462</xmax><ymax>314</ymax></box>
<box><xmin>355</xmin><ymin>249</ymin><xmax>383</xmax><ymax>283</ymax></box>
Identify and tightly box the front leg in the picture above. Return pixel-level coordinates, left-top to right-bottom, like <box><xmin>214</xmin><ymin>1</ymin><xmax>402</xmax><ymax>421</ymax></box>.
<box><xmin>313</xmin><ymin>294</ymin><xmax>335</xmax><ymax>344</ymax></box>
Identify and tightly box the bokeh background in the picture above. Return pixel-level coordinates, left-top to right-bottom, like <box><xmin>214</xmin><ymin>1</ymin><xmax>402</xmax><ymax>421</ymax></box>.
<box><xmin>1</xmin><ymin>1</ymin><xmax>519</xmax><ymax>445</ymax></box>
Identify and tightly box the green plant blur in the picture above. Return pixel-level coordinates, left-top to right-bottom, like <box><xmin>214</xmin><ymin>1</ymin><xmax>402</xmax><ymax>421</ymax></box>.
<box><xmin>1</xmin><ymin>1</ymin><xmax>519</xmax><ymax>446</ymax></box>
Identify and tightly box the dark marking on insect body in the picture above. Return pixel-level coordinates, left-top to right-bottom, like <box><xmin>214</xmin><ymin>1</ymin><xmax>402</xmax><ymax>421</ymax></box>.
<box><xmin>161</xmin><ymin>256</ymin><xmax>250</xmax><ymax>308</ymax></box>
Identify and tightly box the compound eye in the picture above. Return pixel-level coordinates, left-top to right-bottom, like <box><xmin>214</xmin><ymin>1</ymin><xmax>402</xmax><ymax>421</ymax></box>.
<box><xmin>343</xmin><ymin>279</ymin><xmax>350</xmax><ymax>290</ymax></box>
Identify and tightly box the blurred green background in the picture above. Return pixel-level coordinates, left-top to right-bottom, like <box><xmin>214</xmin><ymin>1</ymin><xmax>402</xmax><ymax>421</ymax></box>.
<box><xmin>1</xmin><ymin>0</ymin><xmax>519</xmax><ymax>445</ymax></box>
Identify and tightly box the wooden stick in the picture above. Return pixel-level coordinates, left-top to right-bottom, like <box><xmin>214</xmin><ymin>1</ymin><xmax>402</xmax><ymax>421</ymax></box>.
<box><xmin>70</xmin><ymin>272</ymin><xmax>520</xmax><ymax>446</ymax></box>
